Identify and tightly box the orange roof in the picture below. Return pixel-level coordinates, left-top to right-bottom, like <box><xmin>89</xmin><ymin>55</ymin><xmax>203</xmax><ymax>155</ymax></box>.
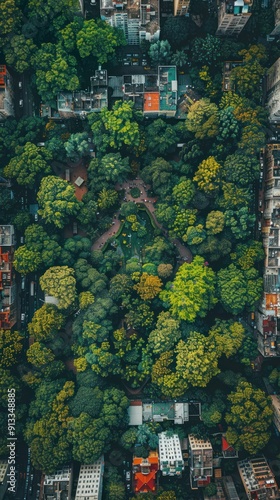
<box><xmin>133</xmin><ymin>453</ymin><xmax>158</xmax><ymax>466</ymax></box>
<box><xmin>134</xmin><ymin>471</ymin><xmax>157</xmax><ymax>493</ymax></box>
<box><xmin>144</xmin><ymin>92</ymin><xmax>159</xmax><ymax>112</ymax></box>
<box><xmin>265</xmin><ymin>293</ymin><xmax>278</xmax><ymax>310</ymax></box>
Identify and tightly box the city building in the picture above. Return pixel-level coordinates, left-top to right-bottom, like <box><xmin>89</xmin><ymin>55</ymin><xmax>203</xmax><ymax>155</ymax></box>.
<box><xmin>270</xmin><ymin>0</ymin><xmax>280</xmax><ymax>37</ymax></box>
<box><xmin>132</xmin><ymin>451</ymin><xmax>159</xmax><ymax>494</ymax></box>
<box><xmin>158</xmin><ymin>432</ymin><xmax>184</xmax><ymax>477</ymax></box>
<box><xmin>256</xmin><ymin>144</ymin><xmax>280</xmax><ymax>357</ymax></box>
<box><xmin>128</xmin><ymin>400</ymin><xmax>201</xmax><ymax>425</ymax></box>
<box><xmin>75</xmin><ymin>457</ymin><xmax>104</xmax><ymax>500</ymax></box>
<box><xmin>238</xmin><ymin>456</ymin><xmax>280</xmax><ymax>499</ymax></box>
<box><xmin>101</xmin><ymin>0</ymin><xmax>160</xmax><ymax>45</ymax></box>
<box><xmin>43</xmin><ymin>466</ymin><xmax>73</xmax><ymax>500</ymax></box>
<box><xmin>270</xmin><ymin>394</ymin><xmax>280</xmax><ymax>433</ymax></box>
<box><xmin>173</xmin><ymin>0</ymin><xmax>190</xmax><ymax>16</ymax></box>
<box><xmin>188</xmin><ymin>434</ymin><xmax>213</xmax><ymax>489</ymax></box>
<box><xmin>0</xmin><ymin>225</ymin><xmax>16</xmax><ymax>330</ymax></box>
<box><xmin>216</xmin><ymin>0</ymin><xmax>254</xmax><ymax>37</ymax></box>
<box><xmin>266</xmin><ymin>57</ymin><xmax>280</xmax><ymax>125</ymax></box>
<box><xmin>0</xmin><ymin>461</ymin><xmax>8</xmax><ymax>500</ymax></box>
<box><xmin>0</xmin><ymin>65</ymin><xmax>14</xmax><ymax>120</ymax></box>
<box><xmin>204</xmin><ymin>476</ymin><xmax>239</xmax><ymax>500</ymax></box>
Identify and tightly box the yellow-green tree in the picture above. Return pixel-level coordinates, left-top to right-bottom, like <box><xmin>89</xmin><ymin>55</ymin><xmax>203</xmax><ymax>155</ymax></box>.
<box><xmin>28</xmin><ymin>304</ymin><xmax>65</xmax><ymax>342</ymax></box>
<box><xmin>193</xmin><ymin>156</ymin><xmax>222</xmax><ymax>193</ymax></box>
<box><xmin>186</xmin><ymin>98</ymin><xmax>219</xmax><ymax>139</ymax></box>
<box><xmin>40</xmin><ymin>266</ymin><xmax>76</xmax><ymax>310</ymax></box>
<box><xmin>0</xmin><ymin>330</ymin><xmax>23</xmax><ymax>368</ymax></box>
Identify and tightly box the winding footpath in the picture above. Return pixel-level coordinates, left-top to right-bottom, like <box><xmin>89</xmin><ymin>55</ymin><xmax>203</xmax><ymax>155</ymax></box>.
<box><xmin>92</xmin><ymin>177</ymin><xmax>192</xmax><ymax>262</ymax></box>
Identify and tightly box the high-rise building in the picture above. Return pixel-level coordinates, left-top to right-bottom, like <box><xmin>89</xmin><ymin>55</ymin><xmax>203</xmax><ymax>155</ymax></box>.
<box><xmin>75</xmin><ymin>457</ymin><xmax>104</xmax><ymax>500</ymax></box>
<box><xmin>216</xmin><ymin>0</ymin><xmax>253</xmax><ymax>37</ymax></box>
<box><xmin>158</xmin><ymin>433</ymin><xmax>184</xmax><ymax>477</ymax></box>
<box><xmin>238</xmin><ymin>456</ymin><xmax>280</xmax><ymax>499</ymax></box>
<box><xmin>188</xmin><ymin>434</ymin><xmax>213</xmax><ymax>489</ymax></box>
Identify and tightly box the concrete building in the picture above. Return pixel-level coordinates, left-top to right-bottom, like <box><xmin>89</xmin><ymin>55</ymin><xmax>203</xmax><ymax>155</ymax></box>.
<box><xmin>266</xmin><ymin>58</ymin><xmax>280</xmax><ymax>125</ymax></box>
<box><xmin>43</xmin><ymin>466</ymin><xmax>73</xmax><ymax>500</ymax></box>
<box><xmin>101</xmin><ymin>0</ymin><xmax>160</xmax><ymax>44</ymax></box>
<box><xmin>158</xmin><ymin>432</ymin><xmax>184</xmax><ymax>477</ymax></box>
<box><xmin>270</xmin><ymin>0</ymin><xmax>280</xmax><ymax>37</ymax></box>
<box><xmin>188</xmin><ymin>434</ymin><xmax>213</xmax><ymax>489</ymax></box>
<box><xmin>0</xmin><ymin>225</ymin><xmax>16</xmax><ymax>330</ymax></box>
<box><xmin>216</xmin><ymin>0</ymin><xmax>254</xmax><ymax>37</ymax></box>
<box><xmin>238</xmin><ymin>456</ymin><xmax>280</xmax><ymax>499</ymax></box>
<box><xmin>0</xmin><ymin>461</ymin><xmax>8</xmax><ymax>500</ymax></box>
<box><xmin>173</xmin><ymin>0</ymin><xmax>190</xmax><ymax>16</ymax></box>
<box><xmin>75</xmin><ymin>457</ymin><xmax>104</xmax><ymax>500</ymax></box>
<box><xmin>128</xmin><ymin>400</ymin><xmax>201</xmax><ymax>425</ymax></box>
<box><xmin>256</xmin><ymin>144</ymin><xmax>280</xmax><ymax>357</ymax></box>
<box><xmin>270</xmin><ymin>395</ymin><xmax>280</xmax><ymax>433</ymax></box>
<box><xmin>0</xmin><ymin>65</ymin><xmax>14</xmax><ymax>120</ymax></box>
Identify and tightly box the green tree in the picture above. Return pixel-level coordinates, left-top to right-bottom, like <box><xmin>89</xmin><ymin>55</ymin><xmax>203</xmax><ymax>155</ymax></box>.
<box><xmin>157</xmin><ymin>264</ymin><xmax>173</xmax><ymax>279</ymax></box>
<box><xmin>224</xmin><ymin>207</ymin><xmax>255</xmax><ymax>239</ymax></box>
<box><xmin>27</xmin><ymin>342</ymin><xmax>55</xmax><ymax>368</ymax></box>
<box><xmin>88</xmin><ymin>101</ymin><xmax>141</xmax><ymax>153</ymax></box>
<box><xmin>4</xmin><ymin>35</ymin><xmax>36</xmax><ymax>73</ymax></box>
<box><xmin>0</xmin><ymin>0</ymin><xmax>22</xmax><ymax>38</ymax></box>
<box><xmin>217</xmin><ymin>264</ymin><xmax>262</xmax><ymax>315</ymax></box>
<box><xmin>225</xmin><ymin>381</ymin><xmax>273</xmax><ymax>454</ymax></box>
<box><xmin>13</xmin><ymin>246</ymin><xmax>42</xmax><ymax>275</ymax></box>
<box><xmin>120</xmin><ymin>427</ymin><xmax>138</xmax><ymax>450</ymax></box>
<box><xmin>161</xmin><ymin>15</ymin><xmax>195</xmax><ymax>48</ymax></box>
<box><xmin>145</xmin><ymin>119</ymin><xmax>178</xmax><ymax>157</ymax></box>
<box><xmin>28</xmin><ymin>304</ymin><xmax>65</xmax><ymax>342</ymax></box>
<box><xmin>172</xmin><ymin>179</ymin><xmax>195</xmax><ymax>208</ymax></box>
<box><xmin>4</xmin><ymin>142</ymin><xmax>52</xmax><ymax>187</ymax></box>
<box><xmin>230</xmin><ymin>44</ymin><xmax>267</xmax><ymax>98</ymax></box>
<box><xmin>40</xmin><ymin>266</ymin><xmax>77</xmax><ymax>310</ymax></box>
<box><xmin>222</xmin><ymin>153</ymin><xmax>259</xmax><ymax>186</ymax></box>
<box><xmin>90</xmin><ymin>153</ymin><xmax>130</xmax><ymax>184</ymax></box>
<box><xmin>171</xmin><ymin>50</ymin><xmax>189</xmax><ymax>67</ymax></box>
<box><xmin>37</xmin><ymin>176</ymin><xmax>81</xmax><ymax>228</ymax></box>
<box><xmin>134</xmin><ymin>273</ymin><xmax>163</xmax><ymax>301</ymax></box>
<box><xmin>142</xmin><ymin>157</ymin><xmax>173</xmax><ymax>197</ymax></box>
<box><xmin>206</xmin><ymin>211</ymin><xmax>225</xmax><ymax>235</ymax></box>
<box><xmin>218</xmin><ymin>107</ymin><xmax>240</xmax><ymax>142</ymax></box>
<box><xmin>64</xmin><ymin>132</ymin><xmax>89</xmax><ymax>162</ymax></box>
<box><xmin>0</xmin><ymin>330</ymin><xmax>23</xmax><ymax>368</ymax></box>
<box><xmin>184</xmin><ymin>224</ymin><xmax>206</xmax><ymax>245</ymax></box>
<box><xmin>32</xmin><ymin>43</ymin><xmax>79</xmax><ymax>103</ymax></box>
<box><xmin>98</xmin><ymin>188</ymin><xmax>118</xmax><ymax>210</ymax></box>
<box><xmin>69</xmin><ymin>386</ymin><xmax>103</xmax><ymax>418</ymax></box>
<box><xmin>76</xmin><ymin>19</ymin><xmax>126</xmax><ymax>63</ymax></box>
<box><xmin>160</xmin><ymin>257</ymin><xmax>217</xmax><ymax>322</ymax></box>
<box><xmin>209</xmin><ymin>320</ymin><xmax>244</xmax><ymax>358</ymax></box>
<box><xmin>148</xmin><ymin>40</ymin><xmax>172</xmax><ymax>65</ymax></box>
<box><xmin>147</xmin><ymin>311</ymin><xmax>181</xmax><ymax>355</ymax></box>
<box><xmin>192</xmin><ymin>35</ymin><xmax>222</xmax><ymax>65</ymax></box>
<box><xmin>186</xmin><ymin>99</ymin><xmax>219</xmax><ymax>139</ymax></box>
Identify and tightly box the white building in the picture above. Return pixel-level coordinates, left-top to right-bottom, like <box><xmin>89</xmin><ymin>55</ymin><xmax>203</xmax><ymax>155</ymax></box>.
<box><xmin>158</xmin><ymin>433</ymin><xmax>184</xmax><ymax>477</ymax></box>
<box><xmin>266</xmin><ymin>58</ymin><xmax>280</xmax><ymax>125</ymax></box>
<box><xmin>75</xmin><ymin>457</ymin><xmax>104</xmax><ymax>500</ymax></box>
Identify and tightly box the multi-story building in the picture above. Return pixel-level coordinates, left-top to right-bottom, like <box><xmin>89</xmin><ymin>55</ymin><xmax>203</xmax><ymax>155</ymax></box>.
<box><xmin>158</xmin><ymin>432</ymin><xmax>184</xmax><ymax>477</ymax></box>
<box><xmin>133</xmin><ymin>451</ymin><xmax>159</xmax><ymax>494</ymax></box>
<box><xmin>173</xmin><ymin>0</ymin><xmax>190</xmax><ymax>16</ymax></box>
<box><xmin>128</xmin><ymin>400</ymin><xmax>201</xmax><ymax>425</ymax></box>
<box><xmin>0</xmin><ymin>226</ymin><xmax>16</xmax><ymax>330</ymax></box>
<box><xmin>266</xmin><ymin>57</ymin><xmax>280</xmax><ymax>125</ymax></box>
<box><xmin>75</xmin><ymin>457</ymin><xmax>104</xmax><ymax>500</ymax></box>
<box><xmin>43</xmin><ymin>466</ymin><xmax>73</xmax><ymax>500</ymax></box>
<box><xmin>270</xmin><ymin>0</ymin><xmax>280</xmax><ymax>37</ymax></box>
<box><xmin>101</xmin><ymin>0</ymin><xmax>160</xmax><ymax>45</ymax></box>
<box><xmin>270</xmin><ymin>394</ymin><xmax>280</xmax><ymax>433</ymax></box>
<box><xmin>238</xmin><ymin>456</ymin><xmax>280</xmax><ymax>500</ymax></box>
<box><xmin>0</xmin><ymin>65</ymin><xmax>14</xmax><ymax>120</ymax></box>
<box><xmin>216</xmin><ymin>0</ymin><xmax>254</xmax><ymax>37</ymax></box>
<box><xmin>256</xmin><ymin>144</ymin><xmax>280</xmax><ymax>357</ymax></box>
<box><xmin>188</xmin><ymin>434</ymin><xmax>213</xmax><ymax>489</ymax></box>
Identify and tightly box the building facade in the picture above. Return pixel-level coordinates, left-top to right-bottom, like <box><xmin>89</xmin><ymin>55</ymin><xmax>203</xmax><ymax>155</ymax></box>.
<box><xmin>216</xmin><ymin>0</ymin><xmax>253</xmax><ymax>37</ymax></box>
<box><xmin>0</xmin><ymin>66</ymin><xmax>14</xmax><ymax>120</ymax></box>
<box><xmin>256</xmin><ymin>144</ymin><xmax>280</xmax><ymax>357</ymax></box>
<box><xmin>158</xmin><ymin>433</ymin><xmax>184</xmax><ymax>477</ymax></box>
<box><xmin>43</xmin><ymin>466</ymin><xmax>73</xmax><ymax>500</ymax></box>
<box><xmin>75</xmin><ymin>457</ymin><xmax>104</xmax><ymax>500</ymax></box>
<box><xmin>173</xmin><ymin>0</ymin><xmax>190</xmax><ymax>16</ymax></box>
<box><xmin>188</xmin><ymin>434</ymin><xmax>213</xmax><ymax>489</ymax></box>
<box><xmin>0</xmin><ymin>226</ymin><xmax>16</xmax><ymax>330</ymax></box>
<box><xmin>266</xmin><ymin>57</ymin><xmax>280</xmax><ymax>125</ymax></box>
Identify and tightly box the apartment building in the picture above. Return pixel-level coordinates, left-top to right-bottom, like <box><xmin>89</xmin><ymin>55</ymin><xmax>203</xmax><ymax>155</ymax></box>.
<box><xmin>270</xmin><ymin>0</ymin><xmax>280</xmax><ymax>37</ymax></box>
<box><xmin>256</xmin><ymin>144</ymin><xmax>280</xmax><ymax>357</ymax></box>
<box><xmin>238</xmin><ymin>456</ymin><xmax>280</xmax><ymax>500</ymax></box>
<box><xmin>43</xmin><ymin>466</ymin><xmax>73</xmax><ymax>500</ymax></box>
<box><xmin>75</xmin><ymin>457</ymin><xmax>104</xmax><ymax>500</ymax></box>
<box><xmin>158</xmin><ymin>433</ymin><xmax>184</xmax><ymax>477</ymax></box>
<box><xmin>101</xmin><ymin>0</ymin><xmax>160</xmax><ymax>45</ymax></box>
<box><xmin>216</xmin><ymin>0</ymin><xmax>254</xmax><ymax>37</ymax></box>
<box><xmin>266</xmin><ymin>57</ymin><xmax>280</xmax><ymax>125</ymax></box>
<box><xmin>0</xmin><ymin>65</ymin><xmax>14</xmax><ymax>120</ymax></box>
<box><xmin>0</xmin><ymin>226</ymin><xmax>16</xmax><ymax>330</ymax></box>
<box><xmin>188</xmin><ymin>434</ymin><xmax>213</xmax><ymax>489</ymax></box>
<box><xmin>173</xmin><ymin>0</ymin><xmax>190</xmax><ymax>16</ymax></box>
<box><xmin>270</xmin><ymin>395</ymin><xmax>280</xmax><ymax>433</ymax></box>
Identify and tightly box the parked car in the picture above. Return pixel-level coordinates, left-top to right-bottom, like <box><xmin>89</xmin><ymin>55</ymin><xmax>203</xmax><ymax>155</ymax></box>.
<box><xmin>19</xmin><ymin>99</ymin><xmax>23</xmax><ymax>107</ymax></box>
<box><xmin>19</xmin><ymin>81</ymin><xmax>22</xmax><ymax>88</ymax></box>
<box><xmin>126</xmin><ymin>471</ymin><xmax>131</xmax><ymax>481</ymax></box>
<box><xmin>21</xmin><ymin>313</ymin><xmax>25</xmax><ymax>322</ymax></box>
